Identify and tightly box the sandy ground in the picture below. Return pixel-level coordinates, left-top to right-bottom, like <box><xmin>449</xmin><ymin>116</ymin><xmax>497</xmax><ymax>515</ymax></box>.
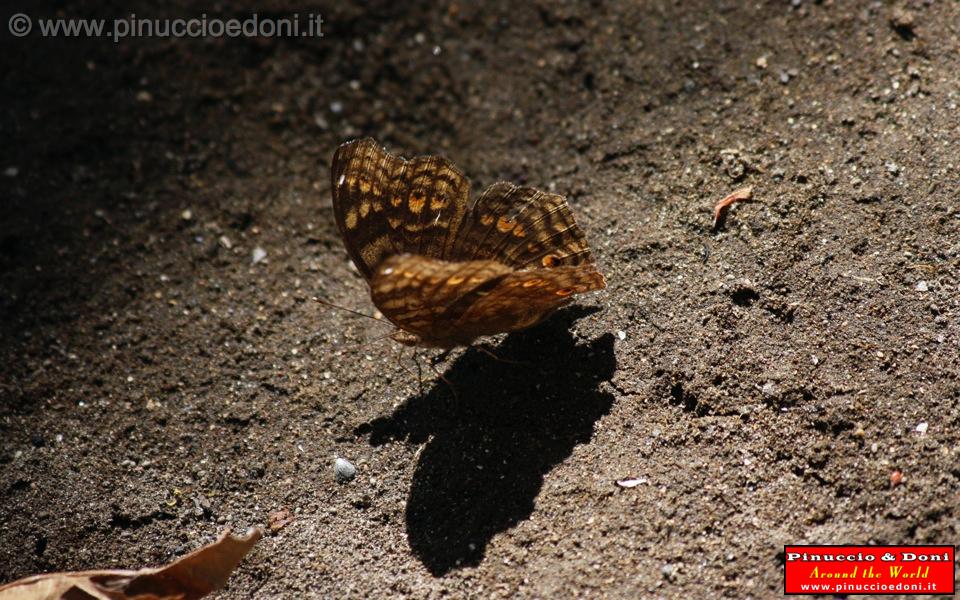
<box><xmin>1</xmin><ymin>0</ymin><xmax>958</xmax><ymax>597</ymax></box>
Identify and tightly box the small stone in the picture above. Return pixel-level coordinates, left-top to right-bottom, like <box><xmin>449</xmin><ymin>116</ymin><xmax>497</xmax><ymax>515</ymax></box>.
<box><xmin>3</xmin><ymin>166</ymin><xmax>18</xmax><ymax>178</ymax></box>
<box><xmin>252</xmin><ymin>246</ymin><xmax>267</xmax><ymax>264</ymax></box>
<box><xmin>617</xmin><ymin>330</ymin><xmax>626</xmax><ymax>341</ymax></box>
<box><xmin>890</xmin><ymin>470</ymin><xmax>904</xmax><ymax>487</ymax></box>
<box><xmin>885</xmin><ymin>161</ymin><xmax>900</xmax><ymax>175</ymax></box>
<box><xmin>755</xmin><ymin>56</ymin><xmax>768</xmax><ymax>69</ymax></box>
<box><xmin>915</xmin><ymin>421</ymin><xmax>928</xmax><ymax>434</ymax></box>
<box><xmin>218</xmin><ymin>235</ymin><xmax>232</xmax><ymax>250</ymax></box>
<box><xmin>180</xmin><ymin>209</ymin><xmax>193</xmax><ymax>221</ymax></box>
<box><xmin>616</xmin><ymin>478</ymin><xmax>647</xmax><ymax>488</ymax></box>
<box><xmin>915</xmin><ymin>281</ymin><xmax>928</xmax><ymax>292</ymax></box>
<box><xmin>890</xmin><ymin>8</ymin><xmax>915</xmax><ymax>34</ymax></box>
<box><xmin>136</xmin><ymin>90</ymin><xmax>153</xmax><ymax>103</ymax></box>
<box><xmin>334</xmin><ymin>458</ymin><xmax>356</xmax><ymax>483</ymax></box>
<box><xmin>762</xmin><ymin>382</ymin><xmax>776</xmax><ymax>396</ymax></box>
<box><xmin>779</xmin><ymin>71</ymin><xmax>790</xmax><ymax>84</ymax></box>
<box><xmin>330</xmin><ymin>101</ymin><xmax>343</xmax><ymax>114</ymax></box>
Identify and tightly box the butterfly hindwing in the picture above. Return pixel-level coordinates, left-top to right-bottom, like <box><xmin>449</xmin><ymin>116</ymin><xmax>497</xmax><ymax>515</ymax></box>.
<box><xmin>455</xmin><ymin>263</ymin><xmax>606</xmax><ymax>335</ymax></box>
<box><xmin>331</xmin><ymin>138</ymin><xmax>469</xmax><ymax>278</ymax></box>
<box><xmin>370</xmin><ymin>254</ymin><xmax>604</xmax><ymax>346</ymax></box>
<box><xmin>370</xmin><ymin>254</ymin><xmax>512</xmax><ymax>345</ymax></box>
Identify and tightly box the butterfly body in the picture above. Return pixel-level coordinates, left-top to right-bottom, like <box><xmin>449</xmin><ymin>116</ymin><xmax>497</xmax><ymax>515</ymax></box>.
<box><xmin>331</xmin><ymin>138</ymin><xmax>604</xmax><ymax>348</ymax></box>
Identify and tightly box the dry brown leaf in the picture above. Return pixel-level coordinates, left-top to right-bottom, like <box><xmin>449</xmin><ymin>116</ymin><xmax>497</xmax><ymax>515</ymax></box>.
<box><xmin>712</xmin><ymin>186</ymin><xmax>754</xmax><ymax>229</ymax></box>
<box><xmin>0</xmin><ymin>528</ymin><xmax>261</xmax><ymax>600</ymax></box>
<box><xmin>267</xmin><ymin>508</ymin><xmax>295</xmax><ymax>532</ymax></box>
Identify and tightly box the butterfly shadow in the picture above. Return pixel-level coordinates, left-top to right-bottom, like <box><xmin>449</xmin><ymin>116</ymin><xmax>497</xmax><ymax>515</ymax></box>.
<box><xmin>355</xmin><ymin>306</ymin><xmax>616</xmax><ymax>576</ymax></box>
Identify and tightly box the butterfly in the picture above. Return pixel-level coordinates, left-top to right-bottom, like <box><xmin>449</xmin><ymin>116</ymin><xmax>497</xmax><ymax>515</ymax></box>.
<box><xmin>330</xmin><ymin>138</ymin><xmax>605</xmax><ymax>348</ymax></box>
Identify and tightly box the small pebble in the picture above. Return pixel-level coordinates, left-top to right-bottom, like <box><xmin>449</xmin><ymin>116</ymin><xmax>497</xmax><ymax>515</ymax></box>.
<box><xmin>661</xmin><ymin>563</ymin><xmax>680</xmax><ymax>581</ymax></box>
<box><xmin>3</xmin><ymin>166</ymin><xmax>18</xmax><ymax>178</ymax></box>
<box><xmin>219</xmin><ymin>235</ymin><xmax>232</xmax><ymax>250</ymax></box>
<box><xmin>136</xmin><ymin>90</ymin><xmax>153</xmax><ymax>103</ymax></box>
<box><xmin>180</xmin><ymin>209</ymin><xmax>193</xmax><ymax>221</ymax></box>
<box><xmin>915</xmin><ymin>421</ymin><xmax>928</xmax><ymax>434</ymax></box>
<box><xmin>334</xmin><ymin>458</ymin><xmax>356</xmax><ymax>483</ymax></box>
<box><xmin>915</xmin><ymin>281</ymin><xmax>928</xmax><ymax>292</ymax></box>
<box><xmin>330</xmin><ymin>101</ymin><xmax>343</xmax><ymax>114</ymax></box>
<box><xmin>616</xmin><ymin>478</ymin><xmax>647</xmax><ymax>488</ymax></box>
<box><xmin>617</xmin><ymin>330</ymin><xmax>626</xmax><ymax>341</ymax></box>
<box><xmin>252</xmin><ymin>246</ymin><xmax>267</xmax><ymax>264</ymax></box>
<box><xmin>890</xmin><ymin>470</ymin><xmax>904</xmax><ymax>487</ymax></box>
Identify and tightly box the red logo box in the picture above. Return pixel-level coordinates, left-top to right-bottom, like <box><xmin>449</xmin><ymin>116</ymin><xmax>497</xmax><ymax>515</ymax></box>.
<box><xmin>784</xmin><ymin>545</ymin><xmax>955</xmax><ymax>595</ymax></box>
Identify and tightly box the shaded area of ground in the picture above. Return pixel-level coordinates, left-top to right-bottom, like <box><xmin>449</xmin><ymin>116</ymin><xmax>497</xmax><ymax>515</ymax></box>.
<box><xmin>359</xmin><ymin>308</ymin><xmax>616</xmax><ymax>575</ymax></box>
<box><xmin>1</xmin><ymin>0</ymin><xmax>958</xmax><ymax>597</ymax></box>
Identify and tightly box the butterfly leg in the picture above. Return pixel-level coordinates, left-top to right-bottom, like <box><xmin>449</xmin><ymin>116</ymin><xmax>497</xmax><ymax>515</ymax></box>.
<box><xmin>395</xmin><ymin>345</ymin><xmax>423</xmax><ymax>396</ymax></box>
<box><xmin>413</xmin><ymin>351</ymin><xmax>424</xmax><ymax>397</ymax></box>
<box><xmin>428</xmin><ymin>359</ymin><xmax>459</xmax><ymax>401</ymax></box>
<box><xmin>475</xmin><ymin>344</ymin><xmax>529</xmax><ymax>366</ymax></box>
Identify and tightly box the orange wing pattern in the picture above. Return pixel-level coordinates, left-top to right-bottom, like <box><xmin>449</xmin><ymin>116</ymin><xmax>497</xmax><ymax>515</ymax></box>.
<box><xmin>370</xmin><ymin>254</ymin><xmax>604</xmax><ymax>347</ymax></box>
<box><xmin>330</xmin><ymin>138</ymin><xmax>605</xmax><ymax>347</ymax></box>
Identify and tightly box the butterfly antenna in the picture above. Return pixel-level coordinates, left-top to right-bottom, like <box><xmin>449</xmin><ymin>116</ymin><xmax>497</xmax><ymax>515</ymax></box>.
<box><xmin>355</xmin><ymin>331</ymin><xmax>396</xmax><ymax>349</ymax></box>
<box><xmin>311</xmin><ymin>296</ymin><xmax>392</xmax><ymax>326</ymax></box>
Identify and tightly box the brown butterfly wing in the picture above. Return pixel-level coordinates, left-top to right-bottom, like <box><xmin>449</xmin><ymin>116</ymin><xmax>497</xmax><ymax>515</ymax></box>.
<box><xmin>454</xmin><ymin>264</ymin><xmax>606</xmax><ymax>337</ymax></box>
<box><xmin>331</xmin><ymin>138</ymin><xmax>469</xmax><ymax>278</ymax></box>
<box><xmin>370</xmin><ymin>254</ymin><xmax>604</xmax><ymax>347</ymax></box>
<box><xmin>370</xmin><ymin>254</ymin><xmax>512</xmax><ymax>346</ymax></box>
<box><xmin>452</xmin><ymin>182</ymin><xmax>598</xmax><ymax>270</ymax></box>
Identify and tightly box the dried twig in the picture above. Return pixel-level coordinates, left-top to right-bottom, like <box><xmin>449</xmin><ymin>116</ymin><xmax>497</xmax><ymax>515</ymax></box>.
<box><xmin>712</xmin><ymin>186</ymin><xmax>754</xmax><ymax>229</ymax></box>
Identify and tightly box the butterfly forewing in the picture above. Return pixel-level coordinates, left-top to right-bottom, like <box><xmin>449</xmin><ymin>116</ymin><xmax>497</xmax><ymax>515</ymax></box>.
<box><xmin>453</xmin><ymin>182</ymin><xmax>597</xmax><ymax>270</ymax></box>
<box><xmin>331</xmin><ymin>138</ymin><xmax>468</xmax><ymax>278</ymax></box>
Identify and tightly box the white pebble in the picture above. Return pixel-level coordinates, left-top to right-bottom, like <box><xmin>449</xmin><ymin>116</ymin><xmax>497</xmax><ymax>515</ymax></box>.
<box><xmin>916</xmin><ymin>422</ymin><xmax>928</xmax><ymax>434</ymax></box>
<box><xmin>616</xmin><ymin>478</ymin><xmax>647</xmax><ymax>488</ymax></box>
<box><xmin>915</xmin><ymin>281</ymin><xmax>928</xmax><ymax>292</ymax></box>
<box><xmin>3</xmin><ymin>166</ymin><xmax>18</xmax><ymax>177</ymax></box>
<box><xmin>617</xmin><ymin>330</ymin><xmax>626</xmax><ymax>341</ymax></box>
<box><xmin>252</xmin><ymin>246</ymin><xmax>267</xmax><ymax>264</ymax></box>
<box><xmin>334</xmin><ymin>458</ymin><xmax>356</xmax><ymax>483</ymax></box>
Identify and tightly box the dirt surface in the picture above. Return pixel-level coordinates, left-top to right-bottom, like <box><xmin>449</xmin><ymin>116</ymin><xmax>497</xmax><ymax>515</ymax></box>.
<box><xmin>2</xmin><ymin>0</ymin><xmax>958</xmax><ymax>597</ymax></box>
